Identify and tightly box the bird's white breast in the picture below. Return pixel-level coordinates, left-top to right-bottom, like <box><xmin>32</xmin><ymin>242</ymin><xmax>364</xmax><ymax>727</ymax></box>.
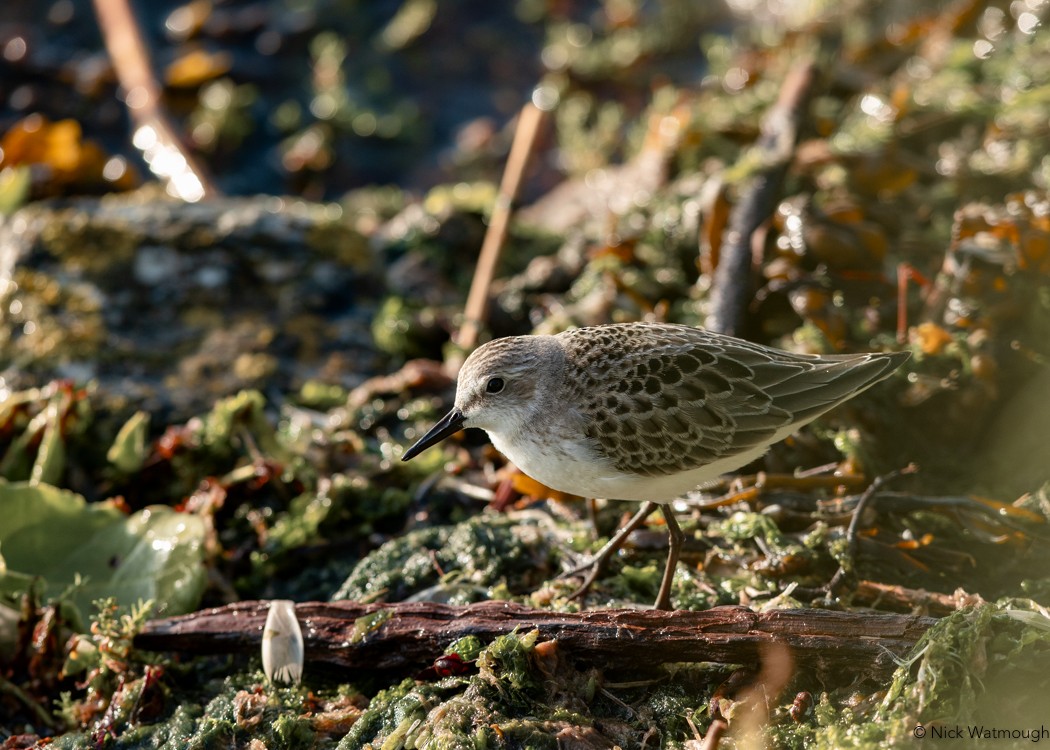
<box><xmin>486</xmin><ymin>428</ymin><xmax>771</xmax><ymax>503</ymax></box>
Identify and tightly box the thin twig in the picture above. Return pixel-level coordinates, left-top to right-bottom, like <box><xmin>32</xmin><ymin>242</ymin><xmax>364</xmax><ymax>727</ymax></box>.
<box><xmin>0</xmin><ymin>673</ymin><xmax>59</xmax><ymax>731</ymax></box>
<box><xmin>92</xmin><ymin>0</ymin><xmax>218</xmax><ymax>201</ymax></box>
<box><xmin>826</xmin><ymin>463</ymin><xmax>919</xmax><ymax>595</ymax></box>
<box><xmin>453</xmin><ymin>100</ymin><xmax>548</xmax><ymax>363</ymax></box>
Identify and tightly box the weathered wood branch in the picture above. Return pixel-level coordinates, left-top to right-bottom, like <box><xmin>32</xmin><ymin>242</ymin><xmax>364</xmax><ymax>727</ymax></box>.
<box><xmin>136</xmin><ymin>601</ymin><xmax>934</xmax><ymax>676</ymax></box>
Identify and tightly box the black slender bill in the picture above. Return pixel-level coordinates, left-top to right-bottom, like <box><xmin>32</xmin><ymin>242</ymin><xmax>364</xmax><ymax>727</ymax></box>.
<box><xmin>401</xmin><ymin>408</ymin><xmax>466</xmax><ymax>461</ymax></box>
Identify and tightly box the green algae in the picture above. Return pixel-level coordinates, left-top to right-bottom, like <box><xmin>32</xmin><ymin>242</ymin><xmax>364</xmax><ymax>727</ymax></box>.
<box><xmin>350</xmin><ymin>609</ymin><xmax>395</xmax><ymax>645</ymax></box>
<box><xmin>333</xmin><ymin>514</ymin><xmax>559</xmax><ymax>604</ymax></box>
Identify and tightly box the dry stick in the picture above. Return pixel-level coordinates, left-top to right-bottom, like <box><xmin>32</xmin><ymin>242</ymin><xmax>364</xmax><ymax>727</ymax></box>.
<box><xmin>854</xmin><ymin>580</ymin><xmax>980</xmax><ymax>617</ymax></box>
<box><xmin>136</xmin><ymin>600</ymin><xmax>933</xmax><ymax>677</ymax></box>
<box><xmin>93</xmin><ymin>0</ymin><xmax>218</xmax><ymax>201</ymax></box>
<box><xmin>453</xmin><ymin>102</ymin><xmax>548</xmax><ymax>364</ymax></box>
<box><xmin>705</xmin><ymin>60</ymin><xmax>816</xmax><ymax>336</ymax></box>
<box><xmin>0</xmin><ymin>672</ymin><xmax>59</xmax><ymax>731</ymax></box>
<box><xmin>826</xmin><ymin>464</ymin><xmax>918</xmax><ymax>596</ymax></box>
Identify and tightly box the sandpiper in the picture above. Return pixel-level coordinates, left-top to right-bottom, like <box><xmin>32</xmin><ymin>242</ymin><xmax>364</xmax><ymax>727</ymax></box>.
<box><xmin>402</xmin><ymin>322</ymin><xmax>910</xmax><ymax>610</ymax></box>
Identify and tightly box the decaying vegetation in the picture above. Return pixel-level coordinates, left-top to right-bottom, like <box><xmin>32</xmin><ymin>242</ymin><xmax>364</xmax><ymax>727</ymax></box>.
<box><xmin>2</xmin><ymin>0</ymin><xmax>1050</xmax><ymax>747</ymax></box>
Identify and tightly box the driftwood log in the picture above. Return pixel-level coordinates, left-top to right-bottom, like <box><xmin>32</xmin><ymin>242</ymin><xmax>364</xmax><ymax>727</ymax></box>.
<box><xmin>136</xmin><ymin>601</ymin><xmax>934</xmax><ymax>677</ymax></box>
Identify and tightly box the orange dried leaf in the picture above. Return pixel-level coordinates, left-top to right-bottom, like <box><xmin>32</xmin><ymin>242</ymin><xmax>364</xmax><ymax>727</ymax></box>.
<box><xmin>165</xmin><ymin>49</ymin><xmax>232</xmax><ymax>88</ymax></box>
<box><xmin>910</xmin><ymin>322</ymin><xmax>954</xmax><ymax>355</ymax></box>
<box><xmin>509</xmin><ymin>470</ymin><xmax>579</xmax><ymax>502</ymax></box>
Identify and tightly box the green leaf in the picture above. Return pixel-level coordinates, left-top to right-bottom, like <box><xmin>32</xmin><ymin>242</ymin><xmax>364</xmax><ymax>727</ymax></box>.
<box><xmin>200</xmin><ymin>390</ymin><xmax>287</xmax><ymax>459</ymax></box>
<box><xmin>0</xmin><ymin>386</ymin><xmax>72</xmax><ymax>485</ymax></box>
<box><xmin>107</xmin><ymin>410</ymin><xmax>151</xmax><ymax>474</ymax></box>
<box><xmin>30</xmin><ymin>396</ymin><xmax>66</xmax><ymax>486</ymax></box>
<box><xmin>0</xmin><ymin>407</ymin><xmax>46</xmax><ymax>481</ymax></box>
<box><xmin>0</xmin><ymin>165</ymin><xmax>30</xmax><ymax>216</ymax></box>
<box><xmin>0</xmin><ymin>482</ymin><xmax>206</xmax><ymax>623</ymax></box>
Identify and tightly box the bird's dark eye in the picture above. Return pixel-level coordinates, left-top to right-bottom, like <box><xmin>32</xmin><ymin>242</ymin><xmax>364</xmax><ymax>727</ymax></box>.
<box><xmin>486</xmin><ymin>377</ymin><xmax>505</xmax><ymax>394</ymax></box>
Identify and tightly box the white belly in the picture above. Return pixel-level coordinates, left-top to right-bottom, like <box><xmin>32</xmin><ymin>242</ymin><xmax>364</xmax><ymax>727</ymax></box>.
<box><xmin>487</xmin><ymin>430</ymin><xmax>771</xmax><ymax>503</ymax></box>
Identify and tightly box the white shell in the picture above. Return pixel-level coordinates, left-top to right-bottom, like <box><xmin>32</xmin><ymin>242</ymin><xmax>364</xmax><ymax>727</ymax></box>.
<box><xmin>261</xmin><ymin>599</ymin><xmax>304</xmax><ymax>685</ymax></box>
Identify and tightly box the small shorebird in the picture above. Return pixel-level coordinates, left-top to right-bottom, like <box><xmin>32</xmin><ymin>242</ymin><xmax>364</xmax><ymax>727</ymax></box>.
<box><xmin>403</xmin><ymin>322</ymin><xmax>909</xmax><ymax>610</ymax></box>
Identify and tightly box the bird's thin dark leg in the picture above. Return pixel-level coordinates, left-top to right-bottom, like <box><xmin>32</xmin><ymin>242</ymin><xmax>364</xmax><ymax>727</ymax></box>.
<box><xmin>654</xmin><ymin>507</ymin><xmax>684</xmax><ymax>611</ymax></box>
<box><xmin>587</xmin><ymin>497</ymin><xmax>600</xmax><ymax>540</ymax></box>
<box><xmin>564</xmin><ymin>501</ymin><xmax>657</xmax><ymax>600</ymax></box>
